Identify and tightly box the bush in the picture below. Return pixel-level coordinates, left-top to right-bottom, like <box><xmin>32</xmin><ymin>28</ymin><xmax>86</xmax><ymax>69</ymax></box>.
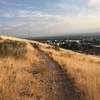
<box><xmin>30</xmin><ymin>43</ymin><xmax>40</xmax><ymax>49</ymax></box>
<box><xmin>0</xmin><ymin>37</ymin><xmax>3</xmax><ymax>40</ymax></box>
<box><xmin>52</xmin><ymin>45</ymin><xmax>60</xmax><ymax>51</ymax></box>
<box><xmin>0</xmin><ymin>39</ymin><xmax>27</xmax><ymax>58</ymax></box>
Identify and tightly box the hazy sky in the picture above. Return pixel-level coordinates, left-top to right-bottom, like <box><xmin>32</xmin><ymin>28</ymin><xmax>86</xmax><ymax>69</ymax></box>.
<box><xmin>0</xmin><ymin>0</ymin><xmax>100</xmax><ymax>37</ymax></box>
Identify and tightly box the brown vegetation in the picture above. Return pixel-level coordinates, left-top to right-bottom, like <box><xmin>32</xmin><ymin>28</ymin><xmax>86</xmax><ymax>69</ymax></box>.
<box><xmin>0</xmin><ymin>39</ymin><xmax>27</xmax><ymax>58</ymax></box>
<box><xmin>0</xmin><ymin>35</ymin><xmax>99</xmax><ymax>100</ymax></box>
<box><xmin>41</xmin><ymin>45</ymin><xmax>100</xmax><ymax>100</ymax></box>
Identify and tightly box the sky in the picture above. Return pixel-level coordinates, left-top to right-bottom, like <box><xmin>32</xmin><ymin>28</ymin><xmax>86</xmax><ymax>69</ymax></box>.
<box><xmin>0</xmin><ymin>0</ymin><xmax>100</xmax><ymax>37</ymax></box>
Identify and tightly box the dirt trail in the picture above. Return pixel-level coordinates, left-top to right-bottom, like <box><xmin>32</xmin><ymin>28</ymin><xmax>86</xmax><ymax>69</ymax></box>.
<box><xmin>35</xmin><ymin>48</ymin><xmax>81</xmax><ymax>100</ymax></box>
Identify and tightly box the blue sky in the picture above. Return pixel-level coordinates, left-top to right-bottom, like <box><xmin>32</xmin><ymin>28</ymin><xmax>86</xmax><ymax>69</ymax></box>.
<box><xmin>0</xmin><ymin>0</ymin><xmax>100</xmax><ymax>37</ymax></box>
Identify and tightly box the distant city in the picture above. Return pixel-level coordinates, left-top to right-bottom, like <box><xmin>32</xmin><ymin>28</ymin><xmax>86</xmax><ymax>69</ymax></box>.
<box><xmin>41</xmin><ymin>37</ymin><xmax>100</xmax><ymax>55</ymax></box>
<box><xmin>27</xmin><ymin>32</ymin><xmax>100</xmax><ymax>56</ymax></box>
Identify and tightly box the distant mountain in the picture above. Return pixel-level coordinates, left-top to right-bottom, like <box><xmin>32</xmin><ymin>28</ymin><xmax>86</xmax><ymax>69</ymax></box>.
<box><xmin>27</xmin><ymin>32</ymin><xmax>100</xmax><ymax>40</ymax></box>
<box><xmin>1</xmin><ymin>32</ymin><xmax>100</xmax><ymax>40</ymax></box>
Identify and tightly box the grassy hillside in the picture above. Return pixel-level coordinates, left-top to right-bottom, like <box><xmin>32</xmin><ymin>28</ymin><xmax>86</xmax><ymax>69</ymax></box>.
<box><xmin>0</xmin><ymin>35</ymin><xmax>99</xmax><ymax>100</ymax></box>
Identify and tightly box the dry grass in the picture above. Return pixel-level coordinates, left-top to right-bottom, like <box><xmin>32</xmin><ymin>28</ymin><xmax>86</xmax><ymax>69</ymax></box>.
<box><xmin>0</xmin><ymin>51</ymin><xmax>48</xmax><ymax>100</ymax></box>
<box><xmin>0</xmin><ymin>39</ymin><xmax>27</xmax><ymax>58</ymax></box>
<box><xmin>0</xmin><ymin>35</ymin><xmax>100</xmax><ymax>100</ymax></box>
<box><xmin>42</xmin><ymin>46</ymin><xmax>100</xmax><ymax>100</ymax></box>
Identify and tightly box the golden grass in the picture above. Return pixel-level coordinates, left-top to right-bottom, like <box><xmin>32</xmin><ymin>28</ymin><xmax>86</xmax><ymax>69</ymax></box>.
<box><xmin>41</xmin><ymin>46</ymin><xmax>100</xmax><ymax>100</ymax></box>
<box><xmin>0</xmin><ymin>39</ymin><xmax>27</xmax><ymax>58</ymax></box>
<box><xmin>0</xmin><ymin>49</ymin><xmax>48</xmax><ymax>100</ymax></box>
<box><xmin>0</xmin><ymin>35</ymin><xmax>100</xmax><ymax>100</ymax></box>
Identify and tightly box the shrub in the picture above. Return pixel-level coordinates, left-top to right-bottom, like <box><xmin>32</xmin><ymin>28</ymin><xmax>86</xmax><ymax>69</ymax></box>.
<box><xmin>0</xmin><ymin>37</ymin><xmax>3</xmax><ymax>40</ymax></box>
<box><xmin>0</xmin><ymin>39</ymin><xmax>27</xmax><ymax>58</ymax></box>
<box><xmin>53</xmin><ymin>46</ymin><xmax>60</xmax><ymax>51</ymax></box>
<box><xmin>52</xmin><ymin>45</ymin><xmax>60</xmax><ymax>51</ymax></box>
<box><xmin>30</xmin><ymin>43</ymin><xmax>40</xmax><ymax>49</ymax></box>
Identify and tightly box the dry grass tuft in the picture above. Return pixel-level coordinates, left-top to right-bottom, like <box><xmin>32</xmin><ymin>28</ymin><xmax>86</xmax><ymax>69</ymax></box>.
<box><xmin>0</xmin><ymin>37</ymin><xmax>3</xmax><ymax>40</ymax></box>
<box><xmin>0</xmin><ymin>39</ymin><xmax>27</xmax><ymax>59</ymax></box>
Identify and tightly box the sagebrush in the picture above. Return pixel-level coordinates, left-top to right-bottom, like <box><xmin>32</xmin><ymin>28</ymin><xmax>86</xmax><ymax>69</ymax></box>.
<box><xmin>0</xmin><ymin>39</ymin><xmax>27</xmax><ymax>58</ymax></box>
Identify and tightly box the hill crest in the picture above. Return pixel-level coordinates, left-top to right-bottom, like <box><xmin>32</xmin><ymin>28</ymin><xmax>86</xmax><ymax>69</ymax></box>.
<box><xmin>0</xmin><ymin>35</ymin><xmax>99</xmax><ymax>100</ymax></box>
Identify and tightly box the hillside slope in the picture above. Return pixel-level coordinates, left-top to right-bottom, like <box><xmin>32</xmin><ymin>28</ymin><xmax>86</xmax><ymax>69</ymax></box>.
<box><xmin>0</xmin><ymin>35</ymin><xmax>100</xmax><ymax>100</ymax></box>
